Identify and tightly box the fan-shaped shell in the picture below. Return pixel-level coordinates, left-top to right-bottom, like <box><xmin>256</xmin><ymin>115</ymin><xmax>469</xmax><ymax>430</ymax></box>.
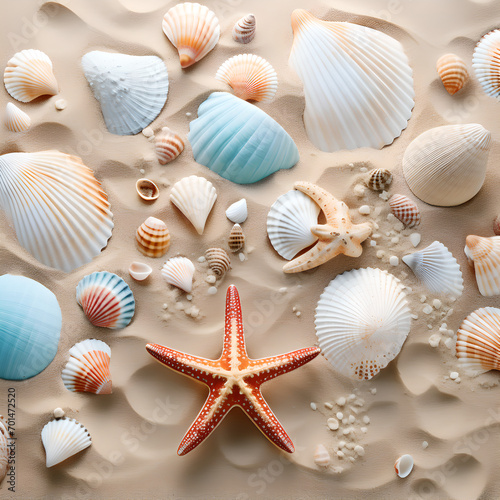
<box><xmin>0</xmin><ymin>417</ymin><xmax>8</xmax><ymax>482</ymax></box>
<box><xmin>41</xmin><ymin>418</ymin><xmax>91</xmax><ymax>468</ymax></box>
<box><xmin>389</xmin><ymin>194</ymin><xmax>421</xmax><ymax>228</ymax></box>
<box><xmin>473</xmin><ymin>29</ymin><xmax>500</xmax><ymax>99</ymax></box>
<box><xmin>76</xmin><ymin>272</ymin><xmax>135</xmax><ymax>329</ymax></box>
<box><xmin>437</xmin><ymin>53</ymin><xmax>468</xmax><ymax>95</ymax></box>
<box><xmin>81</xmin><ymin>51</ymin><xmax>169</xmax><ymax>136</ymax></box>
<box><xmin>205</xmin><ymin>248</ymin><xmax>231</xmax><ymax>278</ymax></box>
<box><xmin>366</xmin><ymin>168</ymin><xmax>393</xmax><ymax>191</ymax></box>
<box><xmin>170</xmin><ymin>175</ymin><xmax>217</xmax><ymax>235</ymax></box>
<box><xmin>0</xmin><ymin>275</ymin><xmax>61</xmax><ymax>381</ymax></box>
<box><xmin>464</xmin><ymin>235</ymin><xmax>500</xmax><ymax>296</ymax></box>
<box><xmin>456</xmin><ymin>307</ymin><xmax>500</xmax><ymax>374</ymax></box>
<box><xmin>313</xmin><ymin>444</ymin><xmax>330</xmax><ymax>467</ymax></box>
<box><xmin>267</xmin><ymin>190</ymin><xmax>320</xmax><ymax>260</ymax></box>
<box><xmin>4</xmin><ymin>49</ymin><xmax>58</xmax><ymax>102</ymax></box>
<box><xmin>188</xmin><ymin>92</ymin><xmax>299</xmax><ymax>184</ymax></box>
<box><xmin>402</xmin><ymin>124</ymin><xmax>491</xmax><ymax>207</ymax></box>
<box><xmin>232</xmin><ymin>14</ymin><xmax>256</xmax><ymax>44</ymax></box>
<box><xmin>61</xmin><ymin>339</ymin><xmax>112</xmax><ymax>395</ymax></box>
<box><xmin>215</xmin><ymin>54</ymin><xmax>277</xmax><ymax>102</ymax></box>
<box><xmin>228</xmin><ymin>224</ymin><xmax>245</xmax><ymax>253</ymax></box>
<box><xmin>5</xmin><ymin>102</ymin><xmax>31</xmax><ymax>132</ymax></box>
<box><xmin>289</xmin><ymin>10</ymin><xmax>414</xmax><ymax>152</ymax></box>
<box><xmin>226</xmin><ymin>199</ymin><xmax>248</xmax><ymax>224</ymax></box>
<box><xmin>155</xmin><ymin>127</ymin><xmax>184</xmax><ymax>164</ymax></box>
<box><xmin>161</xmin><ymin>257</ymin><xmax>195</xmax><ymax>293</ymax></box>
<box><xmin>0</xmin><ymin>151</ymin><xmax>113</xmax><ymax>272</ymax></box>
<box><xmin>136</xmin><ymin>217</ymin><xmax>170</xmax><ymax>257</ymax></box>
<box><xmin>402</xmin><ymin>241</ymin><xmax>463</xmax><ymax>298</ymax></box>
<box><xmin>162</xmin><ymin>2</ymin><xmax>220</xmax><ymax>68</ymax></box>
<box><xmin>315</xmin><ymin>268</ymin><xmax>411</xmax><ymax>381</ymax></box>
<box><xmin>128</xmin><ymin>261</ymin><xmax>152</xmax><ymax>281</ymax></box>
<box><xmin>395</xmin><ymin>454</ymin><xmax>414</xmax><ymax>478</ymax></box>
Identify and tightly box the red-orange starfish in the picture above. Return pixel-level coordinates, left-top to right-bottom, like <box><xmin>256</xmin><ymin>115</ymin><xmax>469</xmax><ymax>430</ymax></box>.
<box><xmin>146</xmin><ymin>285</ymin><xmax>320</xmax><ymax>456</ymax></box>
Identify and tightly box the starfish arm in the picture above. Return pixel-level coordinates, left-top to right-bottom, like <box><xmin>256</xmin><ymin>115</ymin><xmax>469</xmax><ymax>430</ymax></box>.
<box><xmin>283</xmin><ymin>240</ymin><xmax>338</xmax><ymax>273</ymax></box>
<box><xmin>294</xmin><ymin>181</ymin><xmax>338</xmax><ymax>219</ymax></box>
<box><xmin>146</xmin><ymin>343</ymin><xmax>222</xmax><ymax>384</ymax></box>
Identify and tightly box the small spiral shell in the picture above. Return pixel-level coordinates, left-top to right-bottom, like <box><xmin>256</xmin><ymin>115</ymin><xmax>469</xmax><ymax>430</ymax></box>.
<box><xmin>232</xmin><ymin>14</ymin><xmax>256</xmax><ymax>44</ymax></box>
<box><xmin>205</xmin><ymin>247</ymin><xmax>231</xmax><ymax>277</ymax></box>
<box><xmin>228</xmin><ymin>224</ymin><xmax>245</xmax><ymax>253</ymax></box>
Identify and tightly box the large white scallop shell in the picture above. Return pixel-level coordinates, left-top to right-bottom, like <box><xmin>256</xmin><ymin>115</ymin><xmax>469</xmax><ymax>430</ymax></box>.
<box><xmin>402</xmin><ymin>241</ymin><xmax>464</xmax><ymax>298</ymax></box>
<box><xmin>162</xmin><ymin>2</ymin><xmax>220</xmax><ymax>68</ymax></box>
<box><xmin>81</xmin><ymin>51</ymin><xmax>169</xmax><ymax>136</ymax></box>
<box><xmin>315</xmin><ymin>268</ymin><xmax>411</xmax><ymax>381</ymax></box>
<box><xmin>267</xmin><ymin>190</ymin><xmax>320</xmax><ymax>260</ymax></box>
<box><xmin>41</xmin><ymin>418</ymin><xmax>92</xmax><ymax>467</ymax></box>
<box><xmin>403</xmin><ymin>124</ymin><xmax>491</xmax><ymax>207</ymax></box>
<box><xmin>4</xmin><ymin>49</ymin><xmax>58</xmax><ymax>102</ymax></box>
<box><xmin>5</xmin><ymin>102</ymin><xmax>31</xmax><ymax>132</ymax></box>
<box><xmin>289</xmin><ymin>10</ymin><xmax>414</xmax><ymax>152</ymax></box>
<box><xmin>473</xmin><ymin>29</ymin><xmax>500</xmax><ymax>99</ymax></box>
<box><xmin>464</xmin><ymin>235</ymin><xmax>500</xmax><ymax>296</ymax></box>
<box><xmin>215</xmin><ymin>54</ymin><xmax>278</xmax><ymax>102</ymax></box>
<box><xmin>170</xmin><ymin>175</ymin><xmax>217</xmax><ymax>235</ymax></box>
<box><xmin>0</xmin><ymin>151</ymin><xmax>113</xmax><ymax>272</ymax></box>
<box><xmin>161</xmin><ymin>257</ymin><xmax>195</xmax><ymax>293</ymax></box>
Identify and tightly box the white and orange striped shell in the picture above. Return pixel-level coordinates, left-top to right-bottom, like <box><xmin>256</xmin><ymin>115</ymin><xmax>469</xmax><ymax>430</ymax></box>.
<box><xmin>162</xmin><ymin>2</ymin><xmax>220</xmax><ymax>68</ymax></box>
<box><xmin>161</xmin><ymin>257</ymin><xmax>195</xmax><ymax>293</ymax></box>
<box><xmin>5</xmin><ymin>102</ymin><xmax>31</xmax><ymax>132</ymax></box>
<box><xmin>61</xmin><ymin>339</ymin><xmax>112</xmax><ymax>394</ymax></box>
<box><xmin>436</xmin><ymin>53</ymin><xmax>468</xmax><ymax>95</ymax></box>
<box><xmin>464</xmin><ymin>235</ymin><xmax>500</xmax><ymax>296</ymax></box>
<box><xmin>136</xmin><ymin>216</ymin><xmax>171</xmax><ymax>258</ymax></box>
<box><xmin>473</xmin><ymin>29</ymin><xmax>500</xmax><ymax>99</ymax></box>
<box><xmin>313</xmin><ymin>444</ymin><xmax>330</xmax><ymax>467</ymax></box>
<box><xmin>389</xmin><ymin>194</ymin><xmax>421</xmax><ymax>228</ymax></box>
<box><xmin>232</xmin><ymin>14</ymin><xmax>256</xmax><ymax>44</ymax></box>
<box><xmin>4</xmin><ymin>49</ymin><xmax>58</xmax><ymax>102</ymax></box>
<box><xmin>215</xmin><ymin>54</ymin><xmax>278</xmax><ymax>102</ymax></box>
<box><xmin>155</xmin><ymin>126</ymin><xmax>184</xmax><ymax>164</ymax></box>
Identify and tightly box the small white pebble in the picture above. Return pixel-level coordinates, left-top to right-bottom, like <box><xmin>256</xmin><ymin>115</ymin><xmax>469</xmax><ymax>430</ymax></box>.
<box><xmin>198</xmin><ymin>256</ymin><xmax>206</xmax><ymax>263</ymax></box>
<box><xmin>339</xmin><ymin>440</ymin><xmax>346</xmax><ymax>448</ymax></box>
<box><xmin>376</xmin><ymin>250</ymin><xmax>385</xmax><ymax>259</ymax></box>
<box><xmin>455</xmin><ymin>377</ymin><xmax>461</xmax><ymax>383</ymax></box>
<box><xmin>370</xmin><ymin>240</ymin><xmax>377</xmax><ymax>247</ymax></box>
<box><xmin>186</xmin><ymin>112</ymin><xmax>192</xmax><ymax>117</ymax></box>
<box><xmin>295</xmin><ymin>311</ymin><xmax>301</xmax><ymax>317</ymax></box>
<box><xmin>186</xmin><ymin>294</ymin><xmax>193</xmax><ymax>301</ymax></box>
<box><xmin>411</xmin><ymin>314</ymin><xmax>419</xmax><ymax>320</ymax></box>
<box><xmin>359</xmin><ymin>166</ymin><xmax>368</xmax><ymax>173</ymax></box>
<box><xmin>327</xmin><ymin>418</ymin><xmax>339</xmax><ymax>430</ymax></box>
<box><xmin>336</xmin><ymin>412</ymin><xmax>343</xmax><ymax>420</ymax></box>
<box><xmin>362</xmin><ymin>415</ymin><xmax>370</xmax><ymax>424</ymax></box>
<box><xmin>422</xmin><ymin>441</ymin><xmax>429</xmax><ymax>449</ymax></box>
<box><xmin>336</xmin><ymin>397</ymin><xmax>346</xmax><ymax>407</ymax></box>
<box><xmin>358</xmin><ymin>205</ymin><xmax>371</xmax><ymax>215</ymax></box>
<box><xmin>372</xmin><ymin>233</ymin><xmax>381</xmax><ymax>239</ymax></box>
<box><xmin>189</xmin><ymin>306</ymin><xmax>200</xmax><ymax>318</ymax></box>
<box><xmin>206</xmin><ymin>275</ymin><xmax>216</xmax><ymax>284</ymax></box>
<box><xmin>337</xmin><ymin>451</ymin><xmax>345</xmax><ymax>459</ymax></box>
<box><xmin>239</xmin><ymin>253</ymin><xmax>246</xmax><ymax>262</ymax></box>
<box><xmin>53</xmin><ymin>408</ymin><xmax>65</xmax><ymax>418</ymax></box>
<box><xmin>390</xmin><ymin>237</ymin><xmax>400</xmax><ymax>244</ymax></box>
<box><xmin>428</xmin><ymin>334</ymin><xmax>440</xmax><ymax>348</ymax></box>
<box><xmin>354</xmin><ymin>445</ymin><xmax>365</xmax><ymax>457</ymax></box>
<box><xmin>207</xmin><ymin>286</ymin><xmax>217</xmax><ymax>295</ymax></box>
<box><xmin>292</xmin><ymin>306</ymin><xmax>297</xmax><ymax>312</ymax></box>
<box><xmin>348</xmin><ymin>163</ymin><xmax>354</xmax><ymax>168</ymax></box>
<box><xmin>389</xmin><ymin>256</ymin><xmax>399</xmax><ymax>266</ymax></box>
<box><xmin>439</xmin><ymin>323</ymin><xmax>448</xmax><ymax>333</ymax></box>
<box><xmin>354</xmin><ymin>184</ymin><xmax>366</xmax><ymax>197</ymax></box>
<box><xmin>162</xmin><ymin>303</ymin><xmax>168</xmax><ymax>310</ymax></box>
<box><xmin>420</xmin><ymin>295</ymin><xmax>427</xmax><ymax>303</ymax></box>
<box><xmin>139</xmin><ymin>169</ymin><xmax>145</xmax><ymax>174</ymax></box>
<box><xmin>447</xmin><ymin>329</ymin><xmax>454</xmax><ymax>337</ymax></box>
<box><xmin>342</xmin><ymin>417</ymin><xmax>348</xmax><ymax>425</ymax></box>
<box><xmin>444</xmin><ymin>338</ymin><xmax>454</xmax><ymax>350</ymax></box>
<box><xmin>142</xmin><ymin>126</ymin><xmax>154</xmax><ymax>138</ymax></box>
<box><xmin>379</xmin><ymin>190</ymin><xmax>390</xmax><ymax>201</ymax></box>
<box><xmin>175</xmin><ymin>302</ymin><xmax>184</xmax><ymax>310</ymax></box>
<box><xmin>310</xmin><ymin>402</ymin><xmax>317</xmax><ymax>411</ymax></box>
<box><xmin>346</xmin><ymin>442</ymin><xmax>355</xmax><ymax>450</ymax></box>
<box><xmin>348</xmin><ymin>415</ymin><xmax>356</xmax><ymax>424</ymax></box>
<box><xmin>423</xmin><ymin>304</ymin><xmax>433</xmax><ymax>315</ymax></box>
<box><xmin>347</xmin><ymin>393</ymin><xmax>356</xmax><ymax>402</ymax></box>
<box><xmin>324</xmin><ymin>402</ymin><xmax>333</xmax><ymax>410</ymax></box>
<box><xmin>279</xmin><ymin>287</ymin><xmax>287</xmax><ymax>294</ymax></box>
<box><xmin>343</xmin><ymin>428</ymin><xmax>351</xmax><ymax>435</ymax></box>
<box><xmin>450</xmin><ymin>371</ymin><xmax>459</xmax><ymax>380</ymax></box>
<box><xmin>427</xmin><ymin>324</ymin><xmax>433</xmax><ymax>330</ymax></box>
<box><xmin>360</xmin><ymin>427</ymin><xmax>368</xmax><ymax>433</ymax></box>
<box><xmin>55</xmin><ymin>98</ymin><xmax>67</xmax><ymax>110</ymax></box>
<box><xmin>410</xmin><ymin>233</ymin><xmax>421</xmax><ymax>247</ymax></box>
<box><xmin>370</xmin><ymin>388</ymin><xmax>377</xmax><ymax>395</ymax></box>
<box><xmin>433</xmin><ymin>299</ymin><xmax>442</xmax><ymax>310</ymax></box>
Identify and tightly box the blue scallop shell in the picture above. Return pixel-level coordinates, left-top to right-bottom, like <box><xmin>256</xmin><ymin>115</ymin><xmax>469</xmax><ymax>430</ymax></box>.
<box><xmin>0</xmin><ymin>275</ymin><xmax>62</xmax><ymax>380</ymax></box>
<box><xmin>188</xmin><ymin>92</ymin><xmax>299</xmax><ymax>184</ymax></box>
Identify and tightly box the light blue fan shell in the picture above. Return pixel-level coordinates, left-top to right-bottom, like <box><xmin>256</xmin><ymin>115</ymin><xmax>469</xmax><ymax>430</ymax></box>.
<box><xmin>188</xmin><ymin>92</ymin><xmax>299</xmax><ymax>184</ymax></box>
<box><xmin>0</xmin><ymin>274</ymin><xmax>62</xmax><ymax>380</ymax></box>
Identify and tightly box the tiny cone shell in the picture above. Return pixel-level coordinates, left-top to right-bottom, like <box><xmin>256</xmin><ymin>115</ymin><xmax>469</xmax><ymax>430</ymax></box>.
<box><xmin>136</xmin><ymin>216</ymin><xmax>171</xmax><ymax>257</ymax></box>
<box><xmin>366</xmin><ymin>168</ymin><xmax>392</xmax><ymax>191</ymax></box>
<box><xmin>205</xmin><ymin>248</ymin><xmax>231</xmax><ymax>277</ymax></box>
<box><xmin>5</xmin><ymin>102</ymin><xmax>31</xmax><ymax>132</ymax></box>
<box><xmin>232</xmin><ymin>14</ymin><xmax>256</xmax><ymax>44</ymax></box>
<box><xmin>313</xmin><ymin>444</ymin><xmax>330</xmax><ymax>467</ymax></box>
<box><xmin>437</xmin><ymin>53</ymin><xmax>469</xmax><ymax>95</ymax></box>
<box><xmin>136</xmin><ymin>178</ymin><xmax>159</xmax><ymax>201</ymax></box>
<box><xmin>156</xmin><ymin>126</ymin><xmax>184</xmax><ymax>165</ymax></box>
<box><xmin>389</xmin><ymin>194</ymin><xmax>421</xmax><ymax>228</ymax></box>
<box><xmin>228</xmin><ymin>224</ymin><xmax>245</xmax><ymax>252</ymax></box>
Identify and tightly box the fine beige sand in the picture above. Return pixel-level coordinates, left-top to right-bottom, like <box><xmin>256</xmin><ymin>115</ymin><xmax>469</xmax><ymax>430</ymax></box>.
<box><xmin>1</xmin><ymin>0</ymin><xmax>500</xmax><ymax>499</ymax></box>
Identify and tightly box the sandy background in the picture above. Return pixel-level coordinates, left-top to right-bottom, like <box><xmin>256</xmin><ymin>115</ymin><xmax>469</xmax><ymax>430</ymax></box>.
<box><xmin>1</xmin><ymin>0</ymin><xmax>500</xmax><ymax>498</ymax></box>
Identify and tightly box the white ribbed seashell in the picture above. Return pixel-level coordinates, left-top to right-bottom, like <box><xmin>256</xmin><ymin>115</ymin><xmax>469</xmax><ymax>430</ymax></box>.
<box><xmin>81</xmin><ymin>51</ymin><xmax>169</xmax><ymax>136</ymax></box>
<box><xmin>232</xmin><ymin>14</ymin><xmax>256</xmax><ymax>44</ymax></box>
<box><xmin>161</xmin><ymin>257</ymin><xmax>195</xmax><ymax>293</ymax></box>
<box><xmin>289</xmin><ymin>10</ymin><xmax>414</xmax><ymax>152</ymax></box>
<box><xmin>464</xmin><ymin>235</ymin><xmax>500</xmax><ymax>296</ymax></box>
<box><xmin>155</xmin><ymin>127</ymin><xmax>184</xmax><ymax>164</ymax></box>
<box><xmin>456</xmin><ymin>307</ymin><xmax>500</xmax><ymax>374</ymax></box>
<box><xmin>315</xmin><ymin>268</ymin><xmax>411</xmax><ymax>381</ymax></box>
<box><xmin>128</xmin><ymin>262</ymin><xmax>153</xmax><ymax>281</ymax></box>
<box><xmin>162</xmin><ymin>2</ymin><xmax>220</xmax><ymax>68</ymax></box>
<box><xmin>4</xmin><ymin>49</ymin><xmax>58</xmax><ymax>102</ymax></box>
<box><xmin>403</xmin><ymin>124</ymin><xmax>491</xmax><ymax>206</ymax></box>
<box><xmin>395</xmin><ymin>454</ymin><xmax>414</xmax><ymax>478</ymax></box>
<box><xmin>205</xmin><ymin>248</ymin><xmax>231</xmax><ymax>278</ymax></box>
<box><xmin>0</xmin><ymin>417</ymin><xmax>8</xmax><ymax>482</ymax></box>
<box><xmin>215</xmin><ymin>54</ymin><xmax>277</xmax><ymax>102</ymax></box>
<box><xmin>0</xmin><ymin>151</ymin><xmax>113</xmax><ymax>272</ymax></box>
<box><xmin>267</xmin><ymin>190</ymin><xmax>320</xmax><ymax>260</ymax></box>
<box><xmin>437</xmin><ymin>53</ymin><xmax>468</xmax><ymax>95</ymax></box>
<box><xmin>389</xmin><ymin>194</ymin><xmax>421</xmax><ymax>228</ymax></box>
<box><xmin>473</xmin><ymin>29</ymin><xmax>500</xmax><ymax>99</ymax></box>
<box><xmin>402</xmin><ymin>241</ymin><xmax>463</xmax><ymax>298</ymax></box>
<box><xmin>170</xmin><ymin>175</ymin><xmax>217</xmax><ymax>235</ymax></box>
<box><xmin>136</xmin><ymin>217</ymin><xmax>171</xmax><ymax>258</ymax></box>
<box><xmin>226</xmin><ymin>198</ymin><xmax>248</xmax><ymax>224</ymax></box>
<box><xmin>313</xmin><ymin>444</ymin><xmax>330</xmax><ymax>467</ymax></box>
<box><xmin>5</xmin><ymin>102</ymin><xmax>31</xmax><ymax>132</ymax></box>
<box><xmin>41</xmin><ymin>418</ymin><xmax>92</xmax><ymax>467</ymax></box>
<box><xmin>366</xmin><ymin>168</ymin><xmax>392</xmax><ymax>191</ymax></box>
<box><xmin>61</xmin><ymin>339</ymin><xmax>112</xmax><ymax>395</ymax></box>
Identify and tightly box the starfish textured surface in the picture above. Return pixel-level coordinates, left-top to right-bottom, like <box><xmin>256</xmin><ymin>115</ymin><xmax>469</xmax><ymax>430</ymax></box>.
<box><xmin>283</xmin><ymin>181</ymin><xmax>372</xmax><ymax>273</ymax></box>
<box><xmin>146</xmin><ymin>285</ymin><xmax>320</xmax><ymax>455</ymax></box>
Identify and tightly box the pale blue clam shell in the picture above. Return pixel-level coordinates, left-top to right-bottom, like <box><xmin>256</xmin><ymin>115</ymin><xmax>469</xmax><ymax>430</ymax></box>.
<box><xmin>188</xmin><ymin>92</ymin><xmax>299</xmax><ymax>184</ymax></box>
<box><xmin>0</xmin><ymin>274</ymin><xmax>62</xmax><ymax>380</ymax></box>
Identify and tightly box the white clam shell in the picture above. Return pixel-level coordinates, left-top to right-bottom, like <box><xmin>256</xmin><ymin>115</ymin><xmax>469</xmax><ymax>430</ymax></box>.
<box><xmin>41</xmin><ymin>418</ymin><xmax>92</xmax><ymax>467</ymax></box>
<box><xmin>267</xmin><ymin>190</ymin><xmax>320</xmax><ymax>260</ymax></box>
<box><xmin>81</xmin><ymin>51</ymin><xmax>169</xmax><ymax>136</ymax></box>
<box><xmin>5</xmin><ymin>102</ymin><xmax>31</xmax><ymax>132</ymax></box>
<box><xmin>394</xmin><ymin>454</ymin><xmax>414</xmax><ymax>478</ymax></box>
<box><xmin>161</xmin><ymin>257</ymin><xmax>195</xmax><ymax>293</ymax></box>
<box><xmin>128</xmin><ymin>262</ymin><xmax>153</xmax><ymax>281</ymax></box>
<box><xmin>403</xmin><ymin>241</ymin><xmax>463</xmax><ymax>298</ymax></box>
<box><xmin>0</xmin><ymin>151</ymin><xmax>113</xmax><ymax>272</ymax></box>
<box><xmin>473</xmin><ymin>29</ymin><xmax>500</xmax><ymax>99</ymax></box>
<box><xmin>403</xmin><ymin>124</ymin><xmax>491</xmax><ymax>206</ymax></box>
<box><xmin>289</xmin><ymin>10</ymin><xmax>414</xmax><ymax>152</ymax></box>
<box><xmin>170</xmin><ymin>175</ymin><xmax>217</xmax><ymax>235</ymax></box>
<box><xmin>225</xmin><ymin>198</ymin><xmax>248</xmax><ymax>224</ymax></box>
<box><xmin>315</xmin><ymin>268</ymin><xmax>411</xmax><ymax>380</ymax></box>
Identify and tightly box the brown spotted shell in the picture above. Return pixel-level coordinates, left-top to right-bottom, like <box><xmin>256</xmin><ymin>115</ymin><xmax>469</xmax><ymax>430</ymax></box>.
<box><xmin>389</xmin><ymin>194</ymin><xmax>421</xmax><ymax>228</ymax></box>
<box><xmin>366</xmin><ymin>168</ymin><xmax>393</xmax><ymax>191</ymax></box>
<box><xmin>228</xmin><ymin>224</ymin><xmax>245</xmax><ymax>252</ymax></box>
<box><xmin>205</xmin><ymin>247</ymin><xmax>231</xmax><ymax>277</ymax></box>
<box><xmin>136</xmin><ymin>216</ymin><xmax>170</xmax><ymax>257</ymax></box>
